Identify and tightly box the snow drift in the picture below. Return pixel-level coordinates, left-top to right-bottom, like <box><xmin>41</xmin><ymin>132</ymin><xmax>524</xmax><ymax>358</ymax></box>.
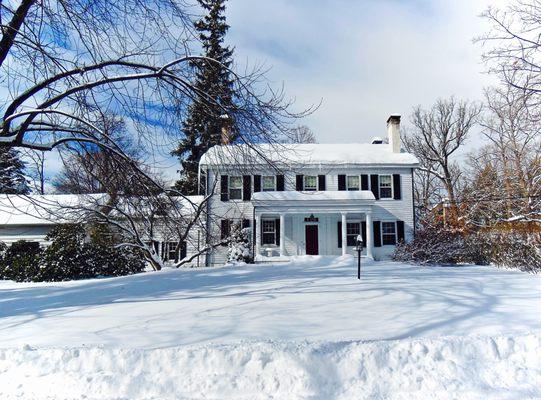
<box><xmin>1</xmin><ymin>334</ymin><xmax>540</xmax><ymax>400</ymax></box>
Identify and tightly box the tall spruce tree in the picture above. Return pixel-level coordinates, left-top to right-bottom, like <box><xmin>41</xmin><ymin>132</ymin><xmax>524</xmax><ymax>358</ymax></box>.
<box><xmin>172</xmin><ymin>0</ymin><xmax>235</xmax><ymax>195</ymax></box>
<box><xmin>0</xmin><ymin>148</ymin><xmax>29</xmax><ymax>194</ymax></box>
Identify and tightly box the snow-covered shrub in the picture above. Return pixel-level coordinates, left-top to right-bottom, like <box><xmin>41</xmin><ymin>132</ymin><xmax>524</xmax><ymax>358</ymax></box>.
<box><xmin>481</xmin><ymin>232</ymin><xmax>541</xmax><ymax>272</ymax></box>
<box><xmin>227</xmin><ymin>225</ymin><xmax>252</xmax><ymax>263</ymax></box>
<box><xmin>0</xmin><ymin>241</ymin><xmax>42</xmax><ymax>281</ymax></box>
<box><xmin>393</xmin><ymin>225</ymin><xmax>490</xmax><ymax>265</ymax></box>
<box><xmin>0</xmin><ymin>224</ymin><xmax>144</xmax><ymax>282</ymax></box>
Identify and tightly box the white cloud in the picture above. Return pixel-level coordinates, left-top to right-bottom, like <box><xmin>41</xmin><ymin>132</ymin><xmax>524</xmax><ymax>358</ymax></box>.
<box><xmin>227</xmin><ymin>0</ymin><xmax>510</xmax><ymax>143</ymax></box>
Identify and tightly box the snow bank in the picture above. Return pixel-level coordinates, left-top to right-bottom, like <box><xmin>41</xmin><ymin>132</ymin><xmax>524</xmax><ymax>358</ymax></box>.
<box><xmin>1</xmin><ymin>334</ymin><xmax>540</xmax><ymax>400</ymax></box>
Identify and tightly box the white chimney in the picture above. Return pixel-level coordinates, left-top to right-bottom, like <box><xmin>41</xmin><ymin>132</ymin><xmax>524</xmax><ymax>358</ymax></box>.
<box><xmin>387</xmin><ymin>114</ymin><xmax>401</xmax><ymax>153</ymax></box>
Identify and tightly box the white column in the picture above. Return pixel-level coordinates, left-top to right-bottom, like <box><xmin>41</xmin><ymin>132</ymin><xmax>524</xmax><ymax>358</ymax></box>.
<box><xmin>279</xmin><ymin>213</ymin><xmax>286</xmax><ymax>257</ymax></box>
<box><xmin>255</xmin><ymin>213</ymin><xmax>262</xmax><ymax>257</ymax></box>
<box><xmin>341</xmin><ymin>212</ymin><xmax>347</xmax><ymax>256</ymax></box>
<box><xmin>366</xmin><ymin>211</ymin><xmax>373</xmax><ymax>259</ymax></box>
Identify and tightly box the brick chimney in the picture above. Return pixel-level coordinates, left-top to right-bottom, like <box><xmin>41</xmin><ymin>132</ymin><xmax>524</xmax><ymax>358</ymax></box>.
<box><xmin>220</xmin><ymin>114</ymin><xmax>232</xmax><ymax>145</ymax></box>
<box><xmin>387</xmin><ymin>115</ymin><xmax>401</xmax><ymax>153</ymax></box>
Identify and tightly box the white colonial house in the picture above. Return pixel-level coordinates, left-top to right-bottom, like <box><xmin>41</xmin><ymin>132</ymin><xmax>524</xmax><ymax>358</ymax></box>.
<box><xmin>200</xmin><ymin>115</ymin><xmax>419</xmax><ymax>265</ymax></box>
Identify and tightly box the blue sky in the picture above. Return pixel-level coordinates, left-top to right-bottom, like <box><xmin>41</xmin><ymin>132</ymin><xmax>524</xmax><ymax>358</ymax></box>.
<box><xmin>226</xmin><ymin>0</ymin><xmax>506</xmax><ymax>143</ymax></box>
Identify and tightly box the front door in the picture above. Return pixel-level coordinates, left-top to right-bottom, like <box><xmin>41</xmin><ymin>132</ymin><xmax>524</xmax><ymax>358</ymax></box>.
<box><xmin>305</xmin><ymin>225</ymin><xmax>319</xmax><ymax>255</ymax></box>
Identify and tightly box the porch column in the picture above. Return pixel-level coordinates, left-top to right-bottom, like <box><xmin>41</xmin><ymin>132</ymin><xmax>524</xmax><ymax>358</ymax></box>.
<box><xmin>366</xmin><ymin>211</ymin><xmax>373</xmax><ymax>259</ymax></box>
<box><xmin>255</xmin><ymin>213</ymin><xmax>261</xmax><ymax>257</ymax></box>
<box><xmin>341</xmin><ymin>212</ymin><xmax>347</xmax><ymax>256</ymax></box>
<box><xmin>279</xmin><ymin>213</ymin><xmax>286</xmax><ymax>257</ymax></box>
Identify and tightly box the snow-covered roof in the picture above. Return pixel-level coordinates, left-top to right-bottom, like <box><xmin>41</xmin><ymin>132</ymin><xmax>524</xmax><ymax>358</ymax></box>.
<box><xmin>200</xmin><ymin>143</ymin><xmax>419</xmax><ymax>167</ymax></box>
<box><xmin>252</xmin><ymin>190</ymin><xmax>375</xmax><ymax>202</ymax></box>
<box><xmin>0</xmin><ymin>194</ymin><xmax>105</xmax><ymax>226</ymax></box>
<box><xmin>0</xmin><ymin>194</ymin><xmax>205</xmax><ymax>226</ymax></box>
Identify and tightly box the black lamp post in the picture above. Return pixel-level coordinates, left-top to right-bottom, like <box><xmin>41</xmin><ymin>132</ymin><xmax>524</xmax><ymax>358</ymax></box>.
<box><xmin>355</xmin><ymin>234</ymin><xmax>363</xmax><ymax>280</ymax></box>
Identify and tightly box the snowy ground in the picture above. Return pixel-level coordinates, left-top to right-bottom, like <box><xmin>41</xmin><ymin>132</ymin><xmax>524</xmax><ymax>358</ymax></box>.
<box><xmin>1</xmin><ymin>256</ymin><xmax>541</xmax><ymax>399</ymax></box>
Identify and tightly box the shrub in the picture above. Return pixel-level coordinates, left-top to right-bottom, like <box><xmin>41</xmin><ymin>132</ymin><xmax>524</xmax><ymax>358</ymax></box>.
<box><xmin>227</xmin><ymin>225</ymin><xmax>252</xmax><ymax>263</ymax></box>
<box><xmin>394</xmin><ymin>226</ymin><xmax>541</xmax><ymax>271</ymax></box>
<box><xmin>0</xmin><ymin>224</ymin><xmax>145</xmax><ymax>282</ymax></box>
<box><xmin>0</xmin><ymin>240</ymin><xmax>42</xmax><ymax>281</ymax></box>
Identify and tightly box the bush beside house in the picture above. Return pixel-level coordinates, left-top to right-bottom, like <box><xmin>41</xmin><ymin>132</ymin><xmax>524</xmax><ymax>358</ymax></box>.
<box><xmin>0</xmin><ymin>224</ymin><xmax>145</xmax><ymax>282</ymax></box>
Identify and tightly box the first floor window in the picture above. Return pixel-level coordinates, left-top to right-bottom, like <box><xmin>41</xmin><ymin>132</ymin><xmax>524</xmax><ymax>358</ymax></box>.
<box><xmin>347</xmin><ymin>175</ymin><xmax>359</xmax><ymax>191</ymax></box>
<box><xmin>346</xmin><ymin>222</ymin><xmax>361</xmax><ymax>246</ymax></box>
<box><xmin>262</xmin><ymin>219</ymin><xmax>276</xmax><ymax>245</ymax></box>
<box><xmin>262</xmin><ymin>175</ymin><xmax>276</xmax><ymax>191</ymax></box>
<box><xmin>379</xmin><ymin>175</ymin><xmax>392</xmax><ymax>199</ymax></box>
<box><xmin>229</xmin><ymin>176</ymin><xmax>243</xmax><ymax>200</ymax></box>
<box><xmin>162</xmin><ymin>241</ymin><xmax>179</xmax><ymax>261</ymax></box>
<box><xmin>304</xmin><ymin>175</ymin><xmax>317</xmax><ymax>191</ymax></box>
<box><xmin>382</xmin><ymin>222</ymin><xmax>397</xmax><ymax>245</ymax></box>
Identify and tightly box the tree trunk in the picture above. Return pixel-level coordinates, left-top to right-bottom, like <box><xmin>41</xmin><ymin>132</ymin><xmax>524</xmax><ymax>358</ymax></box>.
<box><xmin>0</xmin><ymin>0</ymin><xmax>36</xmax><ymax>67</ymax></box>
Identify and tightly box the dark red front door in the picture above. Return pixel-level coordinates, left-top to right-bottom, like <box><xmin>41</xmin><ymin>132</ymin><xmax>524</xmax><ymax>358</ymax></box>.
<box><xmin>305</xmin><ymin>225</ymin><xmax>319</xmax><ymax>255</ymax></box>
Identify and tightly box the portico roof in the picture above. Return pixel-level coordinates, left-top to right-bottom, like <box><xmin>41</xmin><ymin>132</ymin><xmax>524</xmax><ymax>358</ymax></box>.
<box><xmin>252</xmin><ymin>190</ymin><xmax>375</xmax><ymax>213</ymax></box>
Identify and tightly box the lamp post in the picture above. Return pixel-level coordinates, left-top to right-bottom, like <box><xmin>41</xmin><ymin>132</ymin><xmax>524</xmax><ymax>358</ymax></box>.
<box><xmin>355</xmin><ymin>234</ymin><xmax>363</xmax><ymax>280</ymax></box>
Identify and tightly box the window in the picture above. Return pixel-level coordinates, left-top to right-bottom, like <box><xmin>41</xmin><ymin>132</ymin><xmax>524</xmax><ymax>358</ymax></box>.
<box><xmin>346</xmin><ymin>222</ymin><xmax>361</xmax><ymax>246</ymax></box>
<box><xmin>262</xmin><ymin>175</ymin><xmax>276</xmax><ymax>192</ymax></box>
<box><xmin>382</xmin><ymin>222</ymin><xmax>397</xmax><ymax>245</ymax></box>
<box><xmin>304</xmin><ymin>175</ymin><xmax>317</xmax><ymax>191</ymax></box>
<box><xmin>229</xmin><ymin>176</ymin><xmax>242</xmax><ymax>200</ymax></box>
<box><xmin>262</xmin><ymin>219</ymin><xmax>276</xmax><ymax>245</ymax></box>
<box><xmin>379</xmin><ymin>175</ymin><xmax>393</xmax><ymax>199</ymax></box>
<box><xmin>347</xmin><ymin>176</ymin><xmax>359</xmax><ymax>191</ymax></box>
<box><xmin>161</xmin><ymin>241</ymin><xmax>179</xmax><ymax>261</ymax></box>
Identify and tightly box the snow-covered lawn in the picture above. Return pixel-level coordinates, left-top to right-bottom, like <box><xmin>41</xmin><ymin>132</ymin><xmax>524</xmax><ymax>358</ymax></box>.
<box><xmin>1</xmin><ymin>256</ymin><xmax>541</xmax><ymax>399</ymax></box>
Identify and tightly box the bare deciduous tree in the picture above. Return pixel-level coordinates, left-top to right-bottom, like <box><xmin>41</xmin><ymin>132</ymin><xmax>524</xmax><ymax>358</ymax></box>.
<box><xmin>405</xmin><ymin>97</ymin><xmax>481</xmax><ymax>206</ymax></box>
<box><xmin>284</xmin><ymin>125</ymin><xmax>317</xmax><ymax>144</ymax></box>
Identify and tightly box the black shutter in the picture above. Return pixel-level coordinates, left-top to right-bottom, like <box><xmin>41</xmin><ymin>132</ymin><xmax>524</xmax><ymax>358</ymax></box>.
<box><xmin>338</xmin><ymin>175</ymin><xmax>346</xmax><ymax>191</ymax></box>
<box><xmin>242</xmin><ymin>219</ymin><xmax>250</xmax><ymax>229</ymax></box>
<box><xmin>337</xmin><ymin>221</ymin><xmax>342</xmax><ymax>248</ymax></box>
<box><xmin>393</xmin><ymin>174</ymin><xmax>401</xmax><ymax>200</ymax></box>
<box><xmin>179</xmin><ymin>241</ymin><xmax>187</xmax><ymax>261</ymax></box>
<box><xmin>318</xmin><ymin>175</ymin><xmax>326</xmax><ymax>191</ymax></box>
<box><xmin>276</xmin><ymin>175</ymin><xmax>285</xmax><ymax>191</ymax></box>
<box><xmin>361</xmin><ymin>175</ymin><xmax>369</xmax><ymax>190</ymax></box>
<box><xmin>243</xmin><ymin>175</ymin><xmax>251</xmax><ymax>201</ymax></box>
<box><xmin>370</xmin><ymin>175</ymin><xmax>379</xmax><ymax>200</ymax></box>
<box><xmin>296</xmin><ymin>175</ymin><xmax>303</xmax><ymax>191</ymax></box>
<box><xmin>220</xmin><ymin>219</ymin><xmax>230</xmax><ymax>246</ymax></box>
<box><xmin>220</xmin><ymin>175</ymin><xmax>229</xmax><ymax>201</ymax></box>
<box><xmin>397</xmin><ymin>221</ymin><xmax>405</xmax><ymax>243</ymax></box>
<box><xmin>253</xmin><ymin>175</ymin><xmax>261</xmax><ymax>192</ymax></box>
<box><xmin>373</xmin><ymin>221</ymin><xmax>381</xmax><ymax>247</ymax></box>
<box><xmin>275</xmin><ymin>218</ymin><xmax>280</xmax><ymax>246</ymax></box>
<box><xmin>361</xmin><ymin>221</ymin><xmax>367</xmax><ymax>246</ymax></box>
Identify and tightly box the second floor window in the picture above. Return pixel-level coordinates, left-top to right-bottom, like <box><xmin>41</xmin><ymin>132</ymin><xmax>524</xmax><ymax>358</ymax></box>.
<box><xmin>262</xmin><ymin>175</ymin><xmax>276</xmax><ymax>191</ymax></box>
<box><xmin>347</xmin><ymin>176</ymin><xmax>359</xmax><ymax>191</ymax></box>
<box><xmin>304</xmin><ymin>175</ymin><xmax>317</xmax><ymax>191</ymax></box>
<box><xmin>229</xmin><ymin>176</ymin><xmax>243</xmax><ymax>200</ymax></box>
<box><xmin>379</xmin><ymin>175</ymin><xmax>392</xmax><ymax>199</ymax></box>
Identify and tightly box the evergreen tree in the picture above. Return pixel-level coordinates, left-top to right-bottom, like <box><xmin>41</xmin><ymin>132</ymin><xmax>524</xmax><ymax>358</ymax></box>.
<box><xmin>172</xmin><ymin>0</ymin><xmax>235</xmax><ymax>195</ymax></box>
<box><xmin>0</xmin><ymin>148</ymin><xmax>29</xmax><ymax>194</ymax></box>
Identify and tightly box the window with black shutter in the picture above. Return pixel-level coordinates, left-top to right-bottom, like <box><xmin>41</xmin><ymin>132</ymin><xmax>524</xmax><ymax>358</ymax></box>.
<box><xmin>338</xmin><ymin>175</ymin><xmax>346</xmax><ymax>191</ymax></box>
<box><xmin>242</xmin><ymin>175</ymin><xmax>251</xmax><ymax>201</ymax></box>
<box><xmin>361</xmin><ymin>175</ymin><xmax>369</xmax><ymax>190</ymax></box>
<box><xmin>393</xmin><ymin>174</ymin><xmax>402</xmax><ymax>200</ymax></box>
<box><xmin>373</xmin><ymin>221</ymin><xmax>382</xmax><ymax>247</ymax></box>
<box><xmin>220</xmin><ymin>175</ymin><xmax>229</xmax><ymax>201</ymax></box>
<box><xmin>276</xmin><ymin>175</ymin><xmax>285</xmax><ymax>191</ymax></box>
<box><xmin>253</xmin><ymin>175</ymin><xmax>261</xmax><ymax>192</ymax></box>
<box><xmin>318</xmin><ymin>175</ymin><xmax>326</xmax><ymax>191</ymax></box>
<box><xmin>370</xmin><ymin>175</ymin><xmax>380</xmax><ymax>199</ymax></box>
<box><xmin>296</xmin><ymin>175</ymin><xmax>303</xmax><ymax>191</ymax></box>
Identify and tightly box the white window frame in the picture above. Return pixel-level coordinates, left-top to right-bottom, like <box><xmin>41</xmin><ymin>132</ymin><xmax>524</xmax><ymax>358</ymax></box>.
<box><xmin>346</xmin><ymin>222</ymin><xmax>361</xmax><ymax>246</ymax></box>
<box><xmin>379</xmin><ymin>174</ymin><xmax>393</xmax><ymax>199</ymax></box>
<box><xmin>346</xmin><ymin>175</ymin><xmax>360</xmax><ymax>191</ymax></box>
<box><xmin>303</xmin><ymin>175</ymin><xmax>317</xmax><ymax>191</ymax></box>
<box><xmin>229</xmin><ymin>176</ymin><xmax>243</xmax><ymax>200</ymax></box>
<box><xmin>381</xmin><ymin>221</ymin><xmax>397</xmax><ymax>246</ymax></box>
<box><xmin>262</xmin><ymin>175</ymin><xmax>276</xmax><ymax>192</ymax></box>
<box><xmin>262</xmin><ymin>219</ymin><xmax>276</xmax><ymax>245</ymax></box>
